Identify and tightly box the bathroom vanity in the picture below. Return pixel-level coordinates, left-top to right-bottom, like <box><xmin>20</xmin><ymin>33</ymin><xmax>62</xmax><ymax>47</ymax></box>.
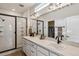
<box><xmin>22</xmin><ymin>36</ymin><xmax>79</xmax><ymax>56</ymax></box>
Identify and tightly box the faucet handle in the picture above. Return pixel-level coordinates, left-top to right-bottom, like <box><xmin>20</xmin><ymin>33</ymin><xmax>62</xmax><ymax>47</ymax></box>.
<box><xmin>55</xmin><ymin>36</ymin><xmax>58</xmax><ymax>40</ymax></box>
<box><xmin>61</xmin><ymin>35</ymin><xmax>64</xmax><ymax>40</ymax></box>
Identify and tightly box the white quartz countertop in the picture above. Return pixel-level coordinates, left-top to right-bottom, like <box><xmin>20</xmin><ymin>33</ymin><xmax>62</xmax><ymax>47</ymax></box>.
<box><xmin>23</xmin><ymin>36</ymin><xmax>79</xmax><ymax>56</ymax></box>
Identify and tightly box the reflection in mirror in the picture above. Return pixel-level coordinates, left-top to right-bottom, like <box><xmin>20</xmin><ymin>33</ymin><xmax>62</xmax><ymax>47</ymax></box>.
<box><xmin>30</xmin><ymin>19</ymin><xmax>44</xmax><ymax>36</ymax></box>
<box><xmin>30</xmin><ymin>19</ymin><xmax>37</xmax><ymax>36</ymax></box>
<box><xmin>48</xmin><ymin>21</ymin><xmax>55</xmax><ymax>38</ymax></box>
<box><xmin>33</xmin><ymin>3</ymin><xmax>79</xmax><ymax>46</ymax></box>
<box><xmin>37</xmin><ymin>20</ymin><xmax>44</xmax><ymax>35</ymax></box>
<box><xmin>65</xmin><ymin>15</ymin><xmax>79</xmax><ymax>44</ymax></box>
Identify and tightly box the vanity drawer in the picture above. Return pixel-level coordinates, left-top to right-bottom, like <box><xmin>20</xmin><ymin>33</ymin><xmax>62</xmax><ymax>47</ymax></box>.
<box><xmin>30</xmin><ymin>42</ymin><xmax>37</xmax><ymax>48</ymax></box>
<box><xmin>37</xmin><ymin>51</ymin><xmax>46</xmax><ymax>56</ymax></box>
<box><xmin>25</xmin><ymin>40</ymin><xmax>31</xmax><ymax>44</ymax></box>
<box><xmin>24</xmin><ymin>44</ymin><xmax>31</xmax><ymax>56</ymax></box>
<box><xmin>37</xmin><ymin>46</ymin><xmax>49</xmax><ymax>56</ymax></box>
<box><xmin>30</xmin><ymin>47</ymin><xmax>36</xmax><ymax>56</ymax></box>
<box><xmin>50</xmin><ymin>52</ymin><xmax>58</xmax><ymax>56</ymax></box>
<box><xmin>23</xmin><ymin>39</ymin><xmax>37</xmax><ymax>48</ymax></box>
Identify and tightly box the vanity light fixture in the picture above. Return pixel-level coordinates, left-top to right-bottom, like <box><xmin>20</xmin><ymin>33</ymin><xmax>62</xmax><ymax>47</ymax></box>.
<box><xmin>12</xmin><ymin>9</ymin><xmax>15</xmax><ymax>11</ymax></box>
<box><xmin>31</xmin><ymin>12</ymin><xmax>39</xmax><ymax>19</ymax></box>
<box><xmin>48</xmin><ymin>3</ymin><xmax>72</xmax><ymax>11</ymax></box>
<box><xmin>35</xmin><ymin>3</ymin><xmax>50</xmax><ymax>12</ymax></box>
<box><xmin>48</xmin><ymin>4</ymin><xmax>53</xmax><ymax>10</ymax></box>
<box><xmin>35</xmin><ymin>13</ymin><xmax>39</xmax><ymax>17</ymax></box>
<box><xmin>31</xmin><ymin>15</ymin><xmax>35</xmax><ymax>19</ymax></box>
<box><xmin>31</xmin><ymin>3</ymin><xmax>72</xmax><ymax>19</ymax></box>
<box><xmin>19</xmin><ymin>4</ymin><xmax>24</xmax><ymax>7</ymax></box>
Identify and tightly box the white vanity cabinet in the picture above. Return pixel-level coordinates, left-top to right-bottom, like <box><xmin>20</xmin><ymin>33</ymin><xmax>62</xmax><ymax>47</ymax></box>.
<box><xmin>37</xmin><ymin>51</ymin><xmax>46</xmax><ymax>56</ymax></box>
<box><xmin>30</xmin><ymin>46</ymin><xmax>37</xmax><ymax>56</ymax></box>
<box><xmin>23</xmin><ymin>44</ymin><xmax>31</xmax><ymax>55</ymax></box>
<box><xmin>49</xmin><ymin>52</ymin><xmax>58</xmax><ymax>56</ymax></box>
<box><xmin>37</xmin><ymin>46</ymin><xmax>49</xmax><ymax>56</ymax></box>
<box><xmin>23</xmin><ymin>39</ymin><xmax>37</xmax><ymax>56</ymax></box>
<box><xmin>23</xmin><ymin>39</ymin><xmax>31</xmax><ymax>55</ymax></box>
<box><xmin>23</xmin><ymin>38</ymin><xmax>60</xmax><ymax>56</ymax></box>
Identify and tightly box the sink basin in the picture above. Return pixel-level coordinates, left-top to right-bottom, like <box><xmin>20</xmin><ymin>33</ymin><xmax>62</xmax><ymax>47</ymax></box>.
<box><xmin>37</xmin><ymin>37</ymin><xmax>66</xmax><ymax>50</ymax></box>
<box><xmin>47</xmin><ymin>42</ymin><xmax>66</xmax><ymax>50</ymax></box>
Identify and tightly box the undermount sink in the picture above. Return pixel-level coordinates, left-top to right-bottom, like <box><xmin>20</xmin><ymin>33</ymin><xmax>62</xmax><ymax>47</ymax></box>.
<box><xmin>36</xmin><ymin>37</ymin><xmax>66</xmax><ymax>50</ymax></box>
<box><xmin>47</xmin><ymin>42</ymin><xmax>66</xmax><ymax>50</ymax></box>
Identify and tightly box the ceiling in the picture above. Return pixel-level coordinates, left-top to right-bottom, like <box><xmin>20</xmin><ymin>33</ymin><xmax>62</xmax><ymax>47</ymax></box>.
<box><xmin>0</xmin><ymin>3</ymin><xmax>38</xmax><ymax>14</ymax></box>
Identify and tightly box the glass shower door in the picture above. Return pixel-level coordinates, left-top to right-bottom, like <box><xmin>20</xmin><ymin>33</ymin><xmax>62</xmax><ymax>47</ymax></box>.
<box><xmin>0</xmin><ymin>15</ymin><xmax>15</xmax><ymax>52</ymax></box>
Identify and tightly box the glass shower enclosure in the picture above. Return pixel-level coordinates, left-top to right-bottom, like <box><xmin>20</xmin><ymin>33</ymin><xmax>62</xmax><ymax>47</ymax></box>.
<box><xmin>0</xmin><ymin>15</ymin><xmax>15</xmax><ymax>52</ymax></box>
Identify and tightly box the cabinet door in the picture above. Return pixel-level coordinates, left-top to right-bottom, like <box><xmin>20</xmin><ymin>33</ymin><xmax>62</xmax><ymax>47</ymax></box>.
<box><xmin>30</xmin><ymin>47</ymin><xmax>36</xmax><ymax>56</ymax></box>
<box><xmin>23</xmin><ymin>39</ymin><xmax>37</xmax><ymax>56</ymax></box>
<box><xmin>17</xmin><ymin>17</ymin><xmax>26</xmax><ymax>48</ymax></box>
<box><xmin>37</xmin><ymin>46</ymin><xmax>49</xmax><ymax>56</ymax></box>
<box><xmin>37</xmin><ymin>51</ymin><xmax>46</xmax><ymax>56</ymax></box>
<box><xmin>24</xmin><ymin>44</ymin><xmax>31</xmax><ymax>56</ymax></box>
<box><xmin>50</xmin><ymin>52</ymin><xmax>58</xmax><ymax>56</ymax></box>
<box><xmin>22</xmin><ymin>39</ymin><xmax>31</xmax><ymax>55</ymax></box>
<box><xmin>23</xmin><ymin>45</ymin><xmax>26</xmax><ymax>54</ymax></box>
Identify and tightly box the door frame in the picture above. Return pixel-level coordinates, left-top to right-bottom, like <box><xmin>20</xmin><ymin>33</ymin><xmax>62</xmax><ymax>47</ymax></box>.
<box><xmin>48</xmin><ymin>21</ymin><xmax>55</xmax><ymax>38</ymax></box>
<box><xmin>15</xmin><ymin>16</ymin><xmax>27</xmax><ymax>48</ymax></box>
<box><xmin>31</xmin><ymin>19</ymin><xmax>44</xmax><ymax>35</ymax></box>
<box><xmin>0</xmin><ymin>13</ymin><xmax>27</xmax><ymax>53</ymax></box>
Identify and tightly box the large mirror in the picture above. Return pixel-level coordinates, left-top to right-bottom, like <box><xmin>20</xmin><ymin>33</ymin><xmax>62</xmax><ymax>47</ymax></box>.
<box><xmin>31</xmin><ymin>3</ymin><xmax>79</xmax><ymax>46</ymax></box>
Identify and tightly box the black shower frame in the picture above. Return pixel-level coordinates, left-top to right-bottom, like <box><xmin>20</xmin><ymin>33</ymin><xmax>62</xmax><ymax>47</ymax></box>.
<box><xmin>0</xmin><ymin>13</ymin><xmax>27</xmax><ymax>53</ymax></box>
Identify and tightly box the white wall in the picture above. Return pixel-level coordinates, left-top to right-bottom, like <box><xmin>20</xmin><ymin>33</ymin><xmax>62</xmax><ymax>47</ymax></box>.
<box><xmin>22</xmin><ymin>8</ymin><xmax>31</xmax><ymax>35</ymax></box>
<box><xmin>0</xmin><ymin>9</ymin><xmax>22</xmax><ymax>16</ymax></box>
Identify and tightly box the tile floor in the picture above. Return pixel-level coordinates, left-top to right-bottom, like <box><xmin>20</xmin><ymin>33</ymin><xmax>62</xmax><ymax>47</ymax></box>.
<box><xmin>7</xmin><ymin>50</ymin><xmax>26</xmax><ymax>56</ymax></box>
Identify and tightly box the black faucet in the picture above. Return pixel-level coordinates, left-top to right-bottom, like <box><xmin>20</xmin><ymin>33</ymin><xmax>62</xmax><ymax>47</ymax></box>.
<box><xmin>55</xmin><ymin>35</ymin><xmax>64</xmax><ymax>44</ymax></box>
<box><xmin>40</xmin><ymin>34</ymin><xmax>45</xmax><ymax>39</ymax></box>
<box><xmin>55</xmin><ymin>36</ymin><xmax>61</xmax><ymax>44</ymax></box>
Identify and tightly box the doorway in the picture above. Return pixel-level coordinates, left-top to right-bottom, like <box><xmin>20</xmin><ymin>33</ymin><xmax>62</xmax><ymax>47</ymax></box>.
<box><xmin>48</xmin><ymin>21</ymin><xmax>55</xmax><ymax>38</ymax></box>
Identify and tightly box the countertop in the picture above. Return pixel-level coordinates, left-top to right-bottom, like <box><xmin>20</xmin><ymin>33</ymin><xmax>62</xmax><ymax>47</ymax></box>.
<box><xmin>23</xmin><ymin>36</ymin><xmax>79</xmax><ymax>56</ymax></box>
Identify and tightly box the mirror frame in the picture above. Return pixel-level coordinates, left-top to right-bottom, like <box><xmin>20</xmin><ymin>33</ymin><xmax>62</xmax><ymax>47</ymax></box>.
<box><xmin>37</xmin><ymin>20</ymin><xmax>44</xmax><ymax>35</ymax></box>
